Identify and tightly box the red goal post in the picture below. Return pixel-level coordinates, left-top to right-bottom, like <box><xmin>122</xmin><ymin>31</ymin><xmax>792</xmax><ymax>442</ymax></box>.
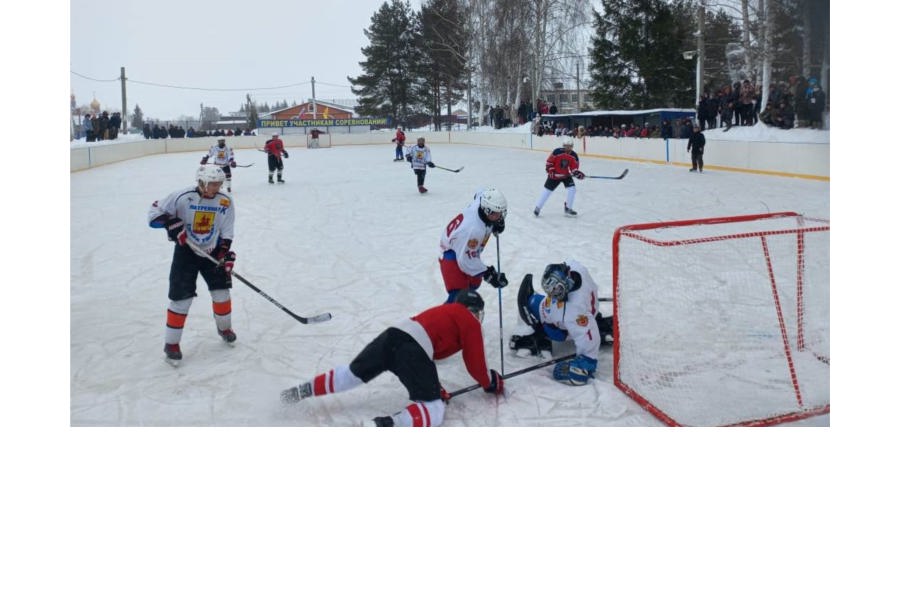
<box><xmin>612</xmin><ymin>212</ymin><xmax>830</xmax><ymax>426</ymax></box>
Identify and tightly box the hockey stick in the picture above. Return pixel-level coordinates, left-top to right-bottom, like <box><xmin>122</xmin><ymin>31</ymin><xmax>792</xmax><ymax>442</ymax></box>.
<box><xmin>586</xmin><ymin>168</ymin><xmax>629</xmax><ymax>180</ymax></box>
<box><xmin>496</xmin><ymin>235</ymin><xmax>505</xmax><ymax>377</ymax></box>
<box><xmin>233</xmin><ymin>163</ymin><xmax>254</xmax><ymax>168</ymax></box>
<box><xmin>432</xmin><ymin>165</ymin><xmax>464</xmax><ymax>173</ymax></box>
<box><xmin>447</xmin><ymin>353</ymin><xmax>577</xmax><ymax>399</ymax></box>
<box><xmin>184</xmin><ymin>238</ymin><xmax>332</xmax><ymax>324</ymax></box>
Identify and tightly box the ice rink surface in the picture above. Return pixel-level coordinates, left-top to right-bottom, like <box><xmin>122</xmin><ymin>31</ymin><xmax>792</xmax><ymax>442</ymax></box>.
<box><xmin>70</xmin><ymin>140</ymin><xmax>830</xmax><ymax>426</ymax></box>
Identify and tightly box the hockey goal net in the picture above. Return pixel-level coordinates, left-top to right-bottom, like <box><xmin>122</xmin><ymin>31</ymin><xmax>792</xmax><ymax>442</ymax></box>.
<box><xmin>612</xmin><ymin>212</ymin><xmax>830</xmax><ymax>426</ymax></box>
<box><xmin>306</xmin><ymin>132</ymin><xmax>331</xmax><ymax>148</ymax></box>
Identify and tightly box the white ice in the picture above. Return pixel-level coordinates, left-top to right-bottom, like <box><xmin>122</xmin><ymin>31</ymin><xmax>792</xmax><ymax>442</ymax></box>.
<box><xmin>70</xmin><ymin>130</ymin><xmax>830</xmax><ymax>426</ymax></box>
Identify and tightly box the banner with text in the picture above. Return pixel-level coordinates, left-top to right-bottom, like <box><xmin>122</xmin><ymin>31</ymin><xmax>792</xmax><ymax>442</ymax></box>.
<box><xmin>258</xmin><ymin>117</ymin><xmax>390</xmax><ymax>128</ymax></box>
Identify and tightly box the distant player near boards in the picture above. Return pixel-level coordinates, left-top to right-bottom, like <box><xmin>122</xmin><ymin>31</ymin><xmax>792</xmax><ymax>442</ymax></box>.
<box><xmin>264</xmin><ymin>133</ymin><xmax>289</xmax><ymax>183</ymax></box>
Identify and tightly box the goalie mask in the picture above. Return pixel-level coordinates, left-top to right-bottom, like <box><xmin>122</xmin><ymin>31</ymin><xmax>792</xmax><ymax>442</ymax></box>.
<box><xmin>541</xmin><ymin>263</ymin><xmax>573</xmax><ymax>300</ymax></box>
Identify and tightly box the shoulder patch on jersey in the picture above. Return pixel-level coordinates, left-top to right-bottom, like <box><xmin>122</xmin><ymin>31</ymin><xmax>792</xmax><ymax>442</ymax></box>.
<box><xmin>575</xmin><ymin>315</ymin><xmax>589</xmax><ymax>327</ymax></box>
<box><xmin>219</xmin><ymin>198</ymin><xmax>230</xmax><ymax>208</ymax></box>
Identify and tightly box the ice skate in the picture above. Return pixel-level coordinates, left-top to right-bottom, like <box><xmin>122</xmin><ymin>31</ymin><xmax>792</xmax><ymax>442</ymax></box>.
<box><xmin>372</xmin><ymin>415</ymin><xmax>395</xmax><ymax>427</ymax></box>
<box><xmin>218</xmin><ymin>328</ymin><xmax>237</xmax><ymax>344</ymax></box>
<box><xmin>268</xmin><ymin>174</ymin><xmax>274</xmax><ymax>184</ymax></box>
<box><xmin>418</xmin><ymin>185</ymin><xmax>428</xmax><ymax>194</ymax></box>
<box><xmin>564</xmin><ymin>206</ymin><xmax>578</xmax><ymax>217</ymax></box>
<box><xmin>533</xmin><ymin>208</ymin><xmax>540</xmax><ymax>217</ymax></box>
<box><xmin>280</xmin><ymin>381</ymin><xmax>313</xmax><ymax>404</ymax></box>
<box><xmin>164</xmin><ymin>343</ymin><xmax>182</xmax><ymax>367</ymax></box>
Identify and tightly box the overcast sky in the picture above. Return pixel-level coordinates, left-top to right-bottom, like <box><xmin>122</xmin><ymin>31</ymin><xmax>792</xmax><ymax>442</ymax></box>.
<box><xmin>69</xmin><ymin>0</ymin><xmax>425</xmax><ymax>121</ymax></box>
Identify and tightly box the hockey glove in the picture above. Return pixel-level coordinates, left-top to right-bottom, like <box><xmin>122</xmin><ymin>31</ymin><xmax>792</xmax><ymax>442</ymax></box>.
<box><xmin>553</xmin><ymin>355</ymin><xmax>598</xmax><ymax>386</ymax></box>
<box><xmin>483</xmin><ymin>266</ymin><xmax>508</xmax><ymax>289</ymax></box>
<box><xmin>440</xmin><ymin>387</ymin><xmax>451</xmax><ymax>402</ymax></box>
<box><xmin>493</xmin><ymin>217</ymin><xmax>505</xmax><ymax>235</ymax></box>
<box><xmin>406</xmin><ymin>155</ymin><xmax>412</xmax><ymax>162</ymax></box>
<box><xmin>200</xmin><ymin>156</ymin><xmax>208</xmax><ymax>165</ymax></box>
<box><xmin>282</xmin><ymin>151</ymin><xmax>289</xmax><ymax>158</ymax></box>
<box><xmin>483</xmin><ymin>369</ymin><xmax>504</xmax><ymax>395</ymax></box>
<box><xmin>220</xmin><ymin>251</ymin><xmax>236</xmax><ymax>274</ymax></box>
<box><xmin>427</xmin><ymin>161</ymin><xmax>435</xmax><ymax>168</ymax></box>
<box><xmin>229</xmin><ymin>160</ymin><xmax>237</xmax><ymax>168</ymax></box>
<box><xmin>572</xmin><ymin>169</ymin><xmax>585</xmax><ymax>180</ymax></box>
<box><xmin>165</xmin><ymin>217</ymin><xmax>187</xmax><ymax>245</ymax></box>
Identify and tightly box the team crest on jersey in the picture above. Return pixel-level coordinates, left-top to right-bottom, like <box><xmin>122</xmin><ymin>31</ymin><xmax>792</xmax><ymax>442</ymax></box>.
<box><xmin>467</xmin><ymin>239</ymin><xmax>479</xmax><ymax>249</ymax></box>
<box><xmin>576</xmin><ymin>315</ymin><xmax>589</xmax><ymax>327</ymax></box>
<box><xmin>192</xmin><ymin>212</ymin><xmax>214</xmax><ymax>235</ymax></box>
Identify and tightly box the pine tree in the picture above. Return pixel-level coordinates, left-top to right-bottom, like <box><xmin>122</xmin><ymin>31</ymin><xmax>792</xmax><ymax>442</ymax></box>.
<box><xmin>349</xmin><ymin>0</ymin><xmax>425</xmax><ymax>127</ymax></box>
<box><xmin>132</xmin><ymin>104</ymin><xmax>144</xmax><ymax>129</ymax></box>
<box><xmin>421</xmin><ymin>0</ymin><xmax>469</xmax><ymax>131</ymax></box>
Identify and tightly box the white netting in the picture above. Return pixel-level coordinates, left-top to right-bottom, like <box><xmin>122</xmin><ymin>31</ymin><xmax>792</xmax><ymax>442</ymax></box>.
<box><xmin>614</xmin><ymin>213</ymin><xmax>830</xmax><ymax>426</ymax></box>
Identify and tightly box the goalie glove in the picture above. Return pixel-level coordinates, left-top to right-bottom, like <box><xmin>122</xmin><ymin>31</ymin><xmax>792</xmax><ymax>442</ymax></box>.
<box><xmin>553</xmin><ymin>355</ymin><xmax>598</xmax><ymax>386</ymax></box>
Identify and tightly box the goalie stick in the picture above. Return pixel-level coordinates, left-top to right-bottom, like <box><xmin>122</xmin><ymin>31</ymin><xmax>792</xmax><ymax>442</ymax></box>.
<box><xmin>432</xmin><ymin>165</ymin><xmax>464</xmax><ymax>173</ymax></box>
<box><xmin>184</xmin><ymin>238</ymin><xmax>332</xmax><ymax>325</ymax></box>
<box><xmin>586</xmin><ymin>168</ymin><xmax>629</xmax><ymax>180</ymax></box>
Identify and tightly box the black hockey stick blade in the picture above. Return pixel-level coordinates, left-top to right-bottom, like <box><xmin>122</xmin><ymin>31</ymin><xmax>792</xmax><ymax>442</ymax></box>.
<box><xmin>587</xmin><ymin>168</ymin><xmax>629</xmax><ymax>180</ymax></box>
<box><xmin>433</xmin><ymin>165</ymin><xmax>464</xmax><ymax>173</ymax></box>
<box><xmin>233</xmin><ymin>163</ymin><xmax>255</xmax><ymax>168</ymax></box>
<box><xmin>447</xmin><ymin>353</ymin><xmax>576</xmax><ymax>399</ymax></box>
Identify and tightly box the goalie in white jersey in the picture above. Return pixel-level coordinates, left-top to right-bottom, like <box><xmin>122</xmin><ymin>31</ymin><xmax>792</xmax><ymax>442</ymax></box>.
<box><xmin>510</xmin><ymin>260</ymin><xmax>613</xmax><ymax>385</ymax></box>
<box><xmin>147</xmin><ymin>165</ymin><xmax>237</xmax><ymax>365</ymax></box>
<box><xmin>438</xmin><ymin>187</ymin><xmax>509</xmax><ymax>303</ymax></box>
<box><xmin>200</xmin><ymin>136</ymin><xmax>237</xmax><ymax>192</ymax></box>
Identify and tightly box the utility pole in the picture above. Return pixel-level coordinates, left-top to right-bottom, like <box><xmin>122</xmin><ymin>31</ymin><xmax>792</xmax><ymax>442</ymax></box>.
<box><xmin>696</xmin><ymin>0</ymin><xmax>706</xmax><ymax>108</ymax></box>
<box><xmin>120</xmin><ymin>67</ymin><xmax>127</xmax><ymax>130</ymax></box>
<box><xmin>311</xmin><ymin>76</ymin><xmax>317</xmax><ymax>118</ymax></box>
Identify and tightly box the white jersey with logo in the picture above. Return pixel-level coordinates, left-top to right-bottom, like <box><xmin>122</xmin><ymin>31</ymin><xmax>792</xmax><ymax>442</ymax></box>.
<box><xmin>405</xmin><ymin>144</ymin><xmax>432</xmax><ymax>169</ymax></box>
<box><xmin>538</xmin><ymin>259</ymin><xmax>601</xmax><ymax>360</ymax></box>
<box><xmin>439</xmin><ymin>198</ymin><xmax>494</xmax><ymax>276</ymax></box>
<box><xmin>204</xmin><ymin>143</ymin><xmax>234</xmax><ymax>166</ymax></box>
<box><xmin>148</xmin><ymin>186</ymin><xmax>235</xmax><ymax>251</ymax></box>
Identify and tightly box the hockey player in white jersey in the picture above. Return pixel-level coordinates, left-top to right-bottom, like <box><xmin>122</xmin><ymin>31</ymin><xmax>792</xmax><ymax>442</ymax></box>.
<box><xmin>147</xmin><ymin>165</ymin><xmax>237</xmax><ymax>365</ymax></box>
<box><xmin>405</xmin><ymin>136</ymin><xmax>435</xmax><ymax>193</ymax></box>
<box><xmin>438</xmin><ymin>187</ymin><xmax>509</xmax><ymax>303</ymax></box>
<box><xmin>200</xmin><ymin>136</ymin><xmax>237</xmax><ymax>192</ymax></box>
<box><xmin>510</xmin><ymin>260</ymin><xmax>613</xmax><ymax>385</ymax></box>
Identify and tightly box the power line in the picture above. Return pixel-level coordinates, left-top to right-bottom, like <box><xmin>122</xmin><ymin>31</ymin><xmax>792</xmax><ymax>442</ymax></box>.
<box><xmin>71</xmin><ymin>70</ymin><xmax>354</xmax><ymax>91</ymax></box>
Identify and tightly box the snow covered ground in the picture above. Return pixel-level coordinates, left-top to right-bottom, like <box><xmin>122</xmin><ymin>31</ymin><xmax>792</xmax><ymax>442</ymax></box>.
<box><xmin>70</xmin><ymin>133</ymin><xmax>829</xmax><ymax>426</ymax></box>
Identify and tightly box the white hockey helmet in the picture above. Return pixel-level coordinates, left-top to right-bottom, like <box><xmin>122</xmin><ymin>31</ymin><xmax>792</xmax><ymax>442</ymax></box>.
<box><xmin>562</xmin><ymin>136</ymin><xmax>575</xmax><ymax>147</ymax></box>
<box><xmin>197</xmin><ymin>164</ymin><xmax>226</xmax><ymax>186</ymax></box>
<box><xmin>478</xmin><ymin>187</ymin><xmax>508</xmax><ymax>219</ymax></box>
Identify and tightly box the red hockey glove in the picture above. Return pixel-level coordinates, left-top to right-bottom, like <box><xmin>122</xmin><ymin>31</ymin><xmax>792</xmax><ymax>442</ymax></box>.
<box><xmin>229</xmin><ymin>160</ymin><xmax>237</xmax><ymax>168</ymax></box>
<box><xmin>440</xmin><ymin>387</ymin><xmax>451</xmax><ymax>402</ymax></box>
<box><xmin>483</xmin><ymin>369</ymin><xmax>504</xmax><ymax>395</ymax></box>
<box><xmin>220</xmin><ymin>251</ymin><xmax>236</xmax><ymax>274</ymax></box>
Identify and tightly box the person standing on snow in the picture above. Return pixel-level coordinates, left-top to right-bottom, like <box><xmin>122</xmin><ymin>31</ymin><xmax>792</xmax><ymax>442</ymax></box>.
<box><xmin>533</xmin><ymin>137</ymin><xmax>585</xmax><ymax>217</ymax></box>
<box><xmin>405</xmin><ymin>136</ymin><xmax>435</xmax><ymax>193</ymax></box>
<box><xmin>391</xmin><ymin>127</ymin><xmax>406</xmax><ymax>161</ymax></box>
<box><xmin>200</xmin><ymin>136</ymin><xmax>237</xmax><ymax>192</ymax></box>
<box><xmin>147</xmin><ymin>165</ymin><xmax>237</xmax><ymax>365</ymax></box>
<box><xmin>264</xmin><ymin>132</ymin><xmax>289</xmax><ymax>183</ymax></box>
<box><xmin>438</xmin><ymin>187</ymin><xmax>509</xmax><ymax>303</ymax></box>
<box><xmin>280</xmin><ymin>290</ymin><xmax>504</xmax><ymax>427</ymax></box>
<box><xmin>687</xmin><ymin>123</ymin><xmax>706</xmax><ymax>172</ymax></box>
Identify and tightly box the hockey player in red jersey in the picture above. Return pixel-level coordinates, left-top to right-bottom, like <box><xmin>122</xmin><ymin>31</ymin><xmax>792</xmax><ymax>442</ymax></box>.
<box><xmin>264</xmin><ymin>133</ymin><xmax>289</xmax><ymax>183</ymax></box>
<box><xmin>533</xmin><ymin>137</ymin><xmax>585</xmax><ymax>217</ymax></box>
<box><xmin>391</xmin><ymin>127</ymin><xmax>406</xmax><ymax>161</ymax></box>
<box><xmin>280</xmin><ymin>290</ymin><xmax>504</xmax><ymax>427</ymax></box>
<box><xmin>439</xmin><ymin>187</ymin><xmax>509</xmax><ymax>303</ymax></box>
